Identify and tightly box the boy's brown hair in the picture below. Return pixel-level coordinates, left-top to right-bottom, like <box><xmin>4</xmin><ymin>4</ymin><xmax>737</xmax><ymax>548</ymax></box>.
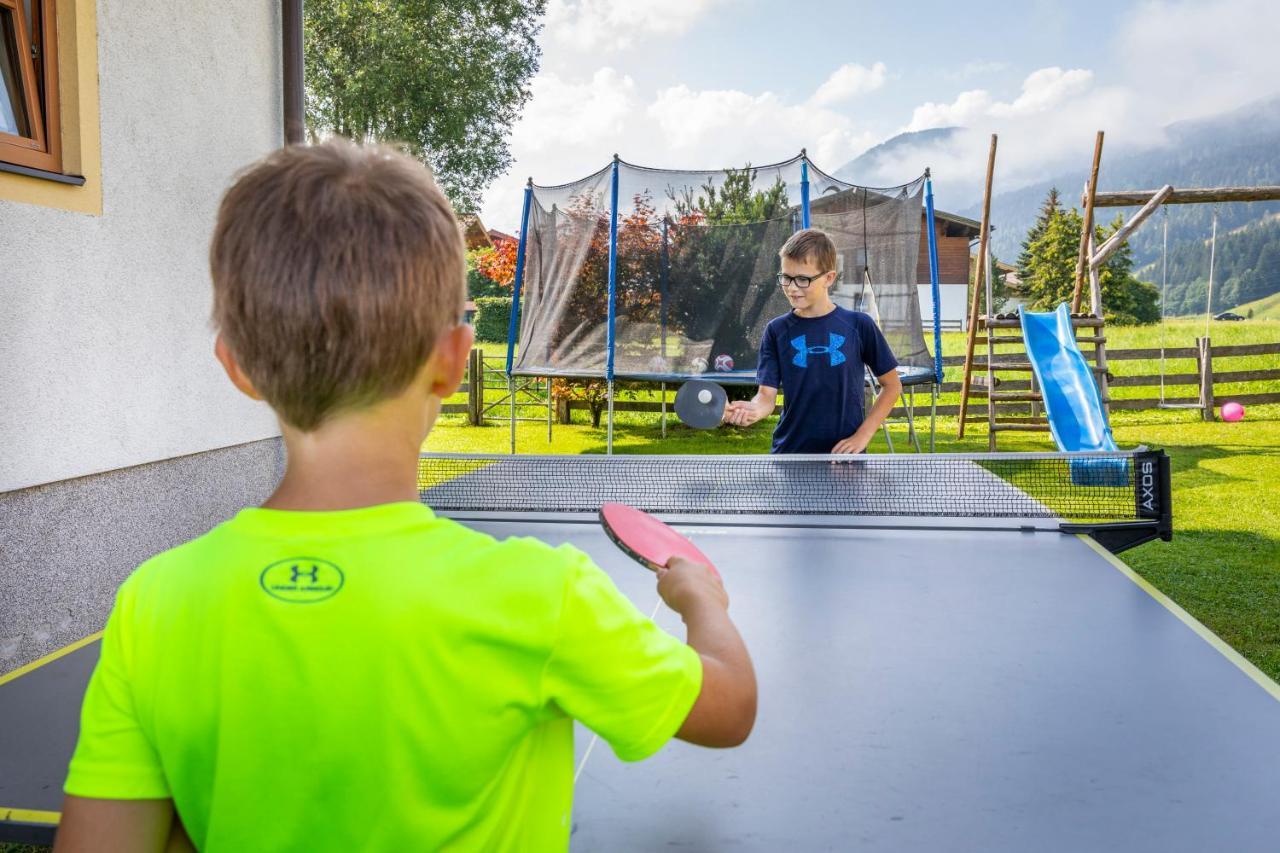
<box><xmin>778</xmin><ymin>228</ymin><xmax>837</xmax><ymax>276</ymax></box>
<box><xmin>210</xmin><ymin>139</ymin><xmax>465</xmax><ymax>430</ymax></box>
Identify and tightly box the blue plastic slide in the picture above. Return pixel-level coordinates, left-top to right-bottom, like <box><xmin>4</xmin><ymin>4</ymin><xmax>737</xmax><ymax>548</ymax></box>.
<box><xmin>1020</xmin><ymin>303</ymin><xmax>1125</xmax><ymax>485</ymax></box>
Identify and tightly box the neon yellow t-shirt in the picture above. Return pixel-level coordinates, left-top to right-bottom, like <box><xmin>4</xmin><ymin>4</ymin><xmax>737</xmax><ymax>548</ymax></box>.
<box><xmin>64</xmin><ymin>502</ymin><xmax>702</xmax><ymax>851</ymax></box>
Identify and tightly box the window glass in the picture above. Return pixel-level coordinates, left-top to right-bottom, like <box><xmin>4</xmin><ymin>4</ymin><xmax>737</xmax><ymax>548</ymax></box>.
<box><xmin>0</xmin><ymin>9</ymin><xmax>32</xmax><ymax>138</ymax></box>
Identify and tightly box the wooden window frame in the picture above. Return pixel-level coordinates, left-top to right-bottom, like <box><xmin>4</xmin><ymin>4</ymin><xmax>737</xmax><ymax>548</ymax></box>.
<box><xmin>0</xmin><ymin>0</ymin><xmax>60</xmax><ymax>173</ymax></box>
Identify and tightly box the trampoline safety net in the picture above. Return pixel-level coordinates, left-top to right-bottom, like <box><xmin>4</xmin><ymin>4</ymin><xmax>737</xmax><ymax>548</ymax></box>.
<box><xmin>511</xmin><ymin>156</ymin><xmax>935</xmax><ymax>384</ymax></box>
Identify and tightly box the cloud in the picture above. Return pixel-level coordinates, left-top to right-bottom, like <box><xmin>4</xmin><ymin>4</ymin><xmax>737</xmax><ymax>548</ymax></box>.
<box><xmin>809</xmin><ymin>62</ymin><xmax>887</xmax><ymax>106</ymax></box>
<box><xmin>544</xmin><ymin>0</ymin><xmax>729</xmax><ymax>52</ymax></box>
<box><xmin>906</xmin><ymin>67</ymin><xmax>1094</xmax><ymax>131</ymax></box>
<box><xmin>1119</xmin><ymin>0</ymin><xmax>1280</xmax><ymax>122</ymax></box>
<box><xmin>482</xmin><ymin>0</ymin><xmax>1280</xmax><ymax>228</ymax></box>
<box><xmin>479</xmin><ymin>68</ymin><xmax>880</xmax><ymax>229</ymax></box>
<box><xmin>854</xmin><ymin>64</ymin><xmax>1148</xmax><ymax>211</ymax></box>
<box><xmin>514</xmin><ymin>69</ymin><xmax>639</xmax><ymax>154</ymax></box>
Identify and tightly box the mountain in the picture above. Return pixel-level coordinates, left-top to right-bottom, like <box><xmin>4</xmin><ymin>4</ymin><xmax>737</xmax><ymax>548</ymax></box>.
<box><xmin>965</xmin><ymin>94</ymin><xmax>1280</xmax><ymax>267</ymax></box>
<box><xmin>833</xmin><ymin>127</ymin><xmax>961</xmax><ymax>184</ymax></box>
<box><xmin>1136</xmin><ymin>214</ymin><xmax>1280</xmax><ymax>316</ymax></box>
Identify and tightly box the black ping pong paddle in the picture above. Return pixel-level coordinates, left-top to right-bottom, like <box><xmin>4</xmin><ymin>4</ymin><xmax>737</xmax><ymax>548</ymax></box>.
<box><xmin>674</xmin><ymin>380</ymin><xmax>727</xmax><ymax>430</ymax></box>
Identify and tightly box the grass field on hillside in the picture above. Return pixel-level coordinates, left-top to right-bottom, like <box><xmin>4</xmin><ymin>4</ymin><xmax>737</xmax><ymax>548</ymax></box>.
<box><xmin>1230</xmin><ymin>291</ymin><xmax>1280</xmax><ymax>320</ymax></box>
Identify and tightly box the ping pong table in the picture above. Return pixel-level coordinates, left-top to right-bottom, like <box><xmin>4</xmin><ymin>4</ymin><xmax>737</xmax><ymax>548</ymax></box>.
<box><xmin>5</xmin><ymin>450</ymin><xmax>1280</xmax><ymax>850</ymax></box>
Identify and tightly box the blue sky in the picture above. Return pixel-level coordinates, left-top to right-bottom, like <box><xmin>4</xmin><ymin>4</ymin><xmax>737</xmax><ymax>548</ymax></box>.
<box><xmin>480</xmin><ymin>0</ymin><xmax>1280</xmax><ymax>229</ymax></box>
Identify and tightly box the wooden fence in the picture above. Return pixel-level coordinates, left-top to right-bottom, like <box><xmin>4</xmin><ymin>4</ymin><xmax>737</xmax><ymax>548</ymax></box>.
<box><xmin>452</xmin><ymin>341</ymin><xmax>1280</xmax><ymax>424</ymax></box>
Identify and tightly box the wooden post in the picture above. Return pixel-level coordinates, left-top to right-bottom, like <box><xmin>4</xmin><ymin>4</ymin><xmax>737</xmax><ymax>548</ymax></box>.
<box><xmin>1198</xmin><ymin>337</ymin><xmax>1215</xmax><ymax>421</ymax></box>
<box><xmin>985</xmin><ymin>246</ymin><xmax>997</xmax><ymax>451</ymax></box>
<box><xmin>1086</xmin><ymin>233</ymin><xmax>1111</xmax><ymax>415</ymax></box>
<box><xmin>467</xmin><ymin>348</ymin><xmax>483</xmax><ymax>425</ymax></box>
<box><xmin>1091</xmin><ymin>186</ymin><xmax>1280</xmax><ymax>207</ymax></box>
<box><xmin>1073</xmin><ymin>131</ymin><xmax>1104</xmax><ymax>313</ymax></box>
<box><xmin>957</xmin><ymin>133</ymin><xmax>998</xmax><ymax>438</ymax></box>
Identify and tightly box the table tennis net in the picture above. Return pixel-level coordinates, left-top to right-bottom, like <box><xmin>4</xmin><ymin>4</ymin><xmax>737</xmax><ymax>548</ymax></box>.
<box><xmin>417</xmin><ymin>452</ymin><xmax>1167</xmax><ymax>523</ymax></box>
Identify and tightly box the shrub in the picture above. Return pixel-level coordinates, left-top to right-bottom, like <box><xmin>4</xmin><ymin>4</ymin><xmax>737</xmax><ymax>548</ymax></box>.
<box><xmin>473</xmin><ymin>296</ymin><xmax>513</xmax><ymax>342</ymax></box>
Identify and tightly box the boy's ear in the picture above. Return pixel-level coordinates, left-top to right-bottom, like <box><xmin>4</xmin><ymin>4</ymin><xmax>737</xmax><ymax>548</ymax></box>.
<box><xmin>214</xmin><ymin>334</ymin><xmax>264</xmax><ymax>401</ymax></box>
<box><xmin>427</xmin><ymin>324</ymin><xmax>474</xmax><ymax>399</ymax></box>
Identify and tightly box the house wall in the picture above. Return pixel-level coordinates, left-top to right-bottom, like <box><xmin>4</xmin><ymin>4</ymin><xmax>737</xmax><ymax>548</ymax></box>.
<box><xmin>912</xmin><ymin>219</ymin><xmax>975</xmax><ymax>329</ymax></box>
<box><xmin>0</xmin><ymin>0</ymin><xmax>283</xmax><ymax>494</ymax></box>
<box><xmin>916</xmin><ymin>220</ymin><xmax>973</xmax><ymax>286</ymax></box>
<box><xmin>1</xmin><ymin>0</ymin><xmax>285</xmax><ymax>669</ymax></box>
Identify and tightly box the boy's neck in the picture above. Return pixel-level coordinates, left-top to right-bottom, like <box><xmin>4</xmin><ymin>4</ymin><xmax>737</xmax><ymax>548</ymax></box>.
<box><xmin>264</xmin><ymin>405</ymin><xmax>432</xmax><ymax>512</ymax></box>
<box><xmin>793</xmin><ymin>295</ymin><xmax>837</xmax><ymax>319</ymax></box>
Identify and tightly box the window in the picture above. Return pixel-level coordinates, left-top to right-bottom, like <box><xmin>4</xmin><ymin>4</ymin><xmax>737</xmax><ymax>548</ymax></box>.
<box><xmin>0</xmin><ymin>0</ymin><xmax>59</xmax><ymax>172</ymax></box>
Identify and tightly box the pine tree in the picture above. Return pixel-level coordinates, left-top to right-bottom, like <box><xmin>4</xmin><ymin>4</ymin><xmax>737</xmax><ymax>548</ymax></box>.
<box><xmin>1018</xmin><ymin>207</ymin><xmax>1158</xmax><ymax>324</ymax></box>
<box><xmin>1020</xmin><ymin>204</ymin><xmax>1078</xmax><ymax>310</ymax></box>
<box><xmin>1016</xmin><ymin>188</ymin><xmax>1062</xmax><ymax>283</ymax></box>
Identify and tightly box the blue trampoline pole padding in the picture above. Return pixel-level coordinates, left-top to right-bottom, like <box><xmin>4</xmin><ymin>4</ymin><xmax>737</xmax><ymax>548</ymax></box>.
<box><xmin>924</xmin><ymin>172</ymin><xmax>943</xmax><ymax>383</ymax></box>
<box><xmin>800</xmin><ymin>154</ymin><xmax>811</xmax><ymax>229</ymax></box>
<box><xmin>506</xmin><ymin>182</ymin><xmax>534</xmax><ymax>376</ymax></box>
<box><xmin>1021</xmin><ymin>304</ymin><xmax>1125</xmax><ymax>485</ymax></box>
<box><xmin>606</xmin><ymin>156</ymin><xmax>620</xmax><ymax>381</ymax></box>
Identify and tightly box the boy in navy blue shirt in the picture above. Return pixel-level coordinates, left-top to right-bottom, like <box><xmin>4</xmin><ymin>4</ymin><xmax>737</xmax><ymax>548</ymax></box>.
<box><xmin>724</xmin><ymin>228</ymin><xmax>901</xmax><ymax>453</ymax></box>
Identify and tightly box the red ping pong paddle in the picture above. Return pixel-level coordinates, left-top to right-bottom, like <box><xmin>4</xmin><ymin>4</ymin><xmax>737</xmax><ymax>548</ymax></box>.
<box><xmin>599</xmin><ymin>503</ymin><xmax>720</xmax><ymax>578</ymax></box>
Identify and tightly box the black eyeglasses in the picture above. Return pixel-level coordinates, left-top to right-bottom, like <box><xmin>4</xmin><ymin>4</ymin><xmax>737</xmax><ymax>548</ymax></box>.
<box><xmin>777</xmin><ymin>271</ymin><xmax>832</xmax><ymax>289</ymax></box>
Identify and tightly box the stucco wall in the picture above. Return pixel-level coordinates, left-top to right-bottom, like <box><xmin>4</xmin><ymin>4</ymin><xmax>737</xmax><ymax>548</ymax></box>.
<box><xmin>0</xmin><ymin>0</ymin><xmax>284</xmax><ymax>493</ymax></box>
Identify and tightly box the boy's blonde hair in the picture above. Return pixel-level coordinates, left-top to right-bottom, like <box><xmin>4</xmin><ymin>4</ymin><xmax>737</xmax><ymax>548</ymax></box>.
<box><xmin>210</xmin><ymin>139</ymin><xmax>465</xmax><ymax>430</ymax></box>
<box><xmin>779</xmin><ymin>228</ymin><xmax>837</xmax><ymax>275</ymax></box>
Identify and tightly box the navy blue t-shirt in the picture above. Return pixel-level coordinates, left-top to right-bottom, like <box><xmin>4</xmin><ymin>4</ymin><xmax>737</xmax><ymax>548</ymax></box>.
<box><xmin>756</xmin><ymin>306</ymin><xmax>898</xmax><ymax>453</ymax></box>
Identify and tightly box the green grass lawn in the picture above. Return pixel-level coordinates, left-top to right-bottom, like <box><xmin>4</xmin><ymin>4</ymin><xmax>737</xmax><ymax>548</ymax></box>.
<box><xmin>460</xmin><ymin>318</ymin><xmax>1280</xmax><ymax>410</ymax></box>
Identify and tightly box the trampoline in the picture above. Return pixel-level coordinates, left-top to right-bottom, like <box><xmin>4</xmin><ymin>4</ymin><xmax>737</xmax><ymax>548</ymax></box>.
<box><xmin>6</xmin><ymin>451</ymin><xmax>1280</xmax><ymax>850</ymax></box>
<box><xmin>502</xmin><ymin>154</ymin><xmax>947</xmax><ymax>451</ymax></box>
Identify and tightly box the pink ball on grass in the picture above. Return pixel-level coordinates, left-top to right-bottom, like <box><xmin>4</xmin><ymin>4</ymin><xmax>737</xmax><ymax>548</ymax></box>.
<box><xmin>1221</xmin><ymin>402</ymin><xmax>1245</xmax><ymax>422</ymax></box>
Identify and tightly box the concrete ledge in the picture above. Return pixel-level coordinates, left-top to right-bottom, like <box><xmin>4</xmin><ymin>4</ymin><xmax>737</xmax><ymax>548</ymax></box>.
<box><xmin>0</xmin><ymin>438</ymin><xmax>285</xmax><ymax>671</ymax></box>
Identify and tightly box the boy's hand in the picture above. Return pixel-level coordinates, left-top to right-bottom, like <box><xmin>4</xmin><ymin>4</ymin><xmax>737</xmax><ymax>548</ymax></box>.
<box><xmin>723</xmin><ymin>400</ymin><xmax>764</xmax><ymax>427</ymax></box>
<box><xmin>657</xmin><ymin>556</ymin><xmax>728</xmax><ymax>615</ymax></box>
<box><xmin>831</xmin><ymin>432</ymin><xmax>871</xmax><ymax>454</ymax></box>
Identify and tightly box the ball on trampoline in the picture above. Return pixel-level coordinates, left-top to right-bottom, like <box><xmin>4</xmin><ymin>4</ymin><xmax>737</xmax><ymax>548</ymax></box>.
<box><xmin>714</xmin><ymin>354</ymin><xmax>735</xmax><ymax>372</ymax></box>
<box><xmin>1221</xmin><ymin>401</ymin><xmax>1245</xmax><ymax>422</ymax></box>
<box><xmin>690</xmin><ymin>356</ymin><xmax>708</xmax><ymax>374</ymax></box>
<box><xmin>697</xmin><ymin>388</ymin><xmax>713</xmax><ymax>404</ymax></box>
<box><xmin>647</xmin><ymin>354</ymin><xmax>670</xmax><ymax>373</ymax></box>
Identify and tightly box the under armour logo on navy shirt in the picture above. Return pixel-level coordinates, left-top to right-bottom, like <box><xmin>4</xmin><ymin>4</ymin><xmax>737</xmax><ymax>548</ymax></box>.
<box><xmin>757</xmin><ymin>307</ymin><xmax>899</xmax><ymax>453</ymax></box>
<box><xmin>790</xmin><ymin>332</ymin><xmax>846</xmax><ymax>368</ymax></box>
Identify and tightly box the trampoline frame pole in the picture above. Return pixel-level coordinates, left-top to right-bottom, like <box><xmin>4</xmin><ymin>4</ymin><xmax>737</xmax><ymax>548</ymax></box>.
<box><xmin>924</xmin><ymin>170</ymin><xmax>943</xmax><ymax>453</ymax></box>
<box><xmin>660</xmin><ymin>218</ymin><xmax>669</xmax><ymax>360</ymax></box>
<box><xmin>507</xmin><ymin>180</ymin><xmax>534</xmax><ymax>454</ymax></box>
<box><xmin>800</xmin><ymin>150</ymin><xmax>811</xmax><ymax>229</ymax></box>
<box><xmin>606</xmin><ymin>155</ymin><xmax>620</xmax><ymax>454</ymax></box>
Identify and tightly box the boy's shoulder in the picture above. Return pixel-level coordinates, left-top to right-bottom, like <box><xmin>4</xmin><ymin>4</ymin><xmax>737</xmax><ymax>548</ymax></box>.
<box><xmin>119</xmin><ymin>511</ymin><xmax>590</xmax><ymax>609</ymax></box>
<box><xmin>764</xmin><ymin>310</ymin><xmax>796</xmax><ymax>334</ymax></box>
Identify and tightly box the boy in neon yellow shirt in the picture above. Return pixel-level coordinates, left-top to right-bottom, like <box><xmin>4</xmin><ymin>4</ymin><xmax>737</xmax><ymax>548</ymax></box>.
<box><xmin>55</xmin><ymin>141</ymin><xmax>757</xmax><ymax>852</ymax></box>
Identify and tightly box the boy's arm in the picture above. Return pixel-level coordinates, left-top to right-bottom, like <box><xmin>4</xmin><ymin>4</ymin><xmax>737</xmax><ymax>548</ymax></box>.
<box><xmin>832</xmin><ymin>368</ymin><xmax>901</xmax><ymax>454</ymax></box>
<box><xmin>542</xmin><ymin>549</ymin><xmax>756</xmax><ymax>757</ymax></box>
<box><xmin>725</xmin><ymin>326</ymin><xmax>780</xmax><ymax>427</ymax></box>
<box><xmin>54</xmin><ymin>796</ymin><xmax>193</xmax><ymax>853</ymax></box>
<box><xmin>658</xmin><ymin>557</ymin><xmax>757</xmax><ymax>747</ymax></box>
